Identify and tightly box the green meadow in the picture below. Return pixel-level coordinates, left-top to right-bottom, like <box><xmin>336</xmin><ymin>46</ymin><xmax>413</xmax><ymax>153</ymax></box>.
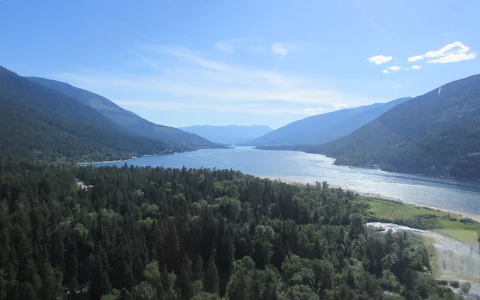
<box><xmin>357</xmin><ymin>197</ymin><xmax>480</xmax><ymax>245</ymax></box>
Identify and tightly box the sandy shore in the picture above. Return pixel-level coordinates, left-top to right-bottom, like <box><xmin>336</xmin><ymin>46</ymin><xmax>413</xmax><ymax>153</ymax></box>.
<box><xmin>259</xmin><ymin>176</ymin><xmax>480</xmax><ymax>222</ymax></box>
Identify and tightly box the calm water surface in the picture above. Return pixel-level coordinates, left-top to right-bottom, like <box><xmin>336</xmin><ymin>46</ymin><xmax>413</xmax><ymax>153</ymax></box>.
<box><xmin>93</xmin><ymin>147</ymin><xmax>480</xmax><ymax>215</ymax></box>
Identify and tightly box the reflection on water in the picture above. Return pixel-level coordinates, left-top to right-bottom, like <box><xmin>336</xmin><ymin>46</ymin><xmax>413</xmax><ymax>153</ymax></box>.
<box><xmin>90</xmin><ymin>147</ymin><xmax>480</xmax><ymax>215</ymax></box>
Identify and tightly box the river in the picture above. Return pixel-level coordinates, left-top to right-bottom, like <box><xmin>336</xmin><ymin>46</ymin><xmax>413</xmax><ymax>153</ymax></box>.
<box><xmin>90</xmin><ymin>147</ymin><xmax>480</xmax><ymax>215</ymax></box>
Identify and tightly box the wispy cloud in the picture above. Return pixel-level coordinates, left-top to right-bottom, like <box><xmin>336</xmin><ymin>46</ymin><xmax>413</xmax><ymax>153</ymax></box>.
<box><xmin>411</xmin><ymin>65</ymin><xmax>421</xmax><ymax>70</ymax></box>
<box><xmin>382</xmin><ymin>69</ymin><xmax>389</xmax><ymax>74</ymax></box>
<box><xmin>368</xmin><ymin>55</ymin><xmax>393</xmax><ymax>65</ymax></box>
<box><xmin>114</xmin><ymin>100</ymin><xmax>324</xmax><ymax>116</ymax></box>
<box><xmin>214</xmin><ymin>37</ymin><xmax>249</xmax><ymax>53</ymax></box>
<box><xmin>168</xmin><ymin>49</ymin><xmax>231</xmax><ymax>71</ymax></box>
<box><xmin>271</xmin><ymin>42</ymin><xmax>288</xmax><ymax>56</ymax></box>
<box><xmin>303</xmin><ymin>108</ymin><xmax>325</xmax><ymax>115</ymax></box>
<box><xmin>215</xmin><ymin>41</ymin><xmax>235</xmax><ymax>52</ymax></box>
<box><xmin>333</xmin><ymin>103</ymin><xmax>349</xmax><ymax>110</ymax></box>
<box><xmin>407</xmin><ymin>41</ymin><xmax>476</xmax><ymax>64</ymax></box>
<box><xmin>354</xmin><ymin>0</ymin><xmax>395</xmax><ymax>44</ymax></box>
<box><xmin>129</xmin><ymin>49</ymin><xmax>162</xmax><ymax>70</ymax></box>
<box><xmin>53</xmin><ymin>44</ymin><xmax>385</xmax><ymax>118</ymax></box>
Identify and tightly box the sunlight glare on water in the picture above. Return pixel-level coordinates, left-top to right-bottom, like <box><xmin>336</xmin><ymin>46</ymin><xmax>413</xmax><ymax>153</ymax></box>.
<box><xmin>91</xmin><ymin>147</ymin><xmax>480</xmax><ymax>215</ymax></box>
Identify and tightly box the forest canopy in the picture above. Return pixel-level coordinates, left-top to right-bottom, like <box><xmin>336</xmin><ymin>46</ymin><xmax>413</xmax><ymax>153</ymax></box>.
<box><xmin>0</xmin><ymin>160</ymin><xmax>459</xmax><ymax>299</ymax></box>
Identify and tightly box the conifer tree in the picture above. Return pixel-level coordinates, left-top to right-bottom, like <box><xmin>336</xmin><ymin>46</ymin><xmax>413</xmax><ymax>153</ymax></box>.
<box><xmin>203</xmin><ymin>252</ymin><xmax>219</xmax><ymax>294</ymax></box>
<box><xmin>179</xmin><ymin>254</ymin><xmax>193</xmax><ymax>299</ymax></box>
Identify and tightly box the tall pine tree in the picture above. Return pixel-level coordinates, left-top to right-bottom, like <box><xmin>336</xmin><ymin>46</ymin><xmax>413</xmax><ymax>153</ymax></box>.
<box><xmin>178</xmin><ymin>254</ymin><xmax>193</xmax><ymax>299</ymax></box>
<box><xmin>194</xmin><ymin>254</ymin><xmax>204</xmax><ymax>281</ymax></box>
<box><xmin>203</xmin><ymin>252</ymin><xmax>219</xmax><ymax>295</ymax></box>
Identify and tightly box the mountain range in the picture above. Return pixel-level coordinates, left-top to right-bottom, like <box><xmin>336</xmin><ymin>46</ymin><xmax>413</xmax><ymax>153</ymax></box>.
<box><xmin>29</xmin><ymin>77</ymin><xmax>219</xmax><ymax>149</ymax></box>
<box><xmin>2</xmin><ymin>63</ymin><xmax>479</xmax><ymax>179</ymax></box>
<box><xmin>180</xmin><ymin>125</ymin><xmax>273</xmax><ymax>145</ymax></box>
<box><xmin>244</xmin><ymin>97</ymin><xmax>411</xmax><ymax>146</ymax></box>
<box><xmin>0</xmin><ymin>66</ymin><xmax>222</xmax><ymax>162</ymax></box>
<box><xmin>0</xmin><ymin>67</ymin><xmax>162</xmax><ymax>162</ymax></box>
<box><xmin>303</xmin><ymin>74</ymin><xmax>480</xmax><ymax>179</ymax></box>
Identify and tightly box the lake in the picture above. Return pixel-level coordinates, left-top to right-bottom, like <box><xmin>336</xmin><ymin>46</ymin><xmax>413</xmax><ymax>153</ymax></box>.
<box><xmin>91</xmin><ymin>147</ymin><xmax>480</xmax><ymax>215</ymax></box>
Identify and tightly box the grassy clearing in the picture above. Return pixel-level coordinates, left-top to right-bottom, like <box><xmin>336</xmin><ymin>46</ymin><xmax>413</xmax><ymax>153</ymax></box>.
<box><xmin>357</xmin><ymin>197</ymin><xmax>445</xmax><ymax>219</ymax></box>
<box><xmin>357</xmin><ymin>197</ymin><xmax>480</xmax><ymax>244</ymax></box>
<box><xmin>435</xmin><ymin>228</ymin><xmax>477</xmax><ymax>245</ymax></box>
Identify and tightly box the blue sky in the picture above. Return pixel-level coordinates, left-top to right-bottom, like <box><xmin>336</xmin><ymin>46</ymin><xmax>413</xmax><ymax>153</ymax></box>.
<box><xmin>1</xmin><ymin>0</ymin><xmax>479</xmax><ymax>128</ymax></box>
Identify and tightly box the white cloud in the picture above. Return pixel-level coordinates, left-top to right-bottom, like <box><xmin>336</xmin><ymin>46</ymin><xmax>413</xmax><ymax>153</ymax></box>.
<box><xmin>425</xmin><ymin>41</ymin><xmax>470</xmax><ymax>58</ymax></box>
<box><xmin>272</xmin><ymin>42</ymin><xmax>288</xmax><ymax>56</ymax></box>
<box><xmin>408</xmin><ymin>41</ymin><xmax>475</xmax><ymax>64</ymax></box>
<box><xmin>405</xmin><ymin>41</ymin><xmax>476</xmax><ymax>66</ymax></box>
<box><xmin>378</xmin><ymin>66</ymin><xmax>401</xmax><ymax>73</ymax></box>
<box><xmin>368</xmin><ymin>55</ymin><xmax>393</xmax><ymax>65</ymax></box>
<box><xmin>387</xmin><ymin>66</ymin><xmax>401</xmax><ymax>71</ymax></box>
<box><xmin>408</xmin><ymin>55</ymin><xmax>424</xmax><ymax>62</ymax></box>
<box><xmin>333</xmin><ymin>103</ymin><xmax>349</xmax><ymax>110</ymax></box>
<box><xmin>427</xmin><ymin>52</ymin><xmax>476</xmax><ymax>64</ymax></box>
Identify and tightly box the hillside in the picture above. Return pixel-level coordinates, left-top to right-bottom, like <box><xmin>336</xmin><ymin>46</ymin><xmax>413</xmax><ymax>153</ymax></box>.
<box><xmin>308</xmin><ymin>74</ymin><xmax>480</xmax><ymax>179</ymax></box>
<box><xmin>180</xmin><ymin>125</ymin><xmax>273</xmax><ymax>145</ymax></box>
<box><xmin>0</xmin><ymin>66</ymin><xmax>176</xmax><ymax>162</ymax></box>
<box><xmin>244</xmin><ymin>97</ymin><xmax>411</xmax><ymax>146</ymax></box>
<box><xmin>29</xmin><ymin>77</ymin><xmax>221</xmax><ymax>149</ymax></box>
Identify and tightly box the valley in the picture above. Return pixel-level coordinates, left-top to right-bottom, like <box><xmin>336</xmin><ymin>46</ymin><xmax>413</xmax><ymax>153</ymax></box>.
<box><xmin>1</xmin><ymin>7</ymin><xmax>479</xmax><ymax>297</ymax></box>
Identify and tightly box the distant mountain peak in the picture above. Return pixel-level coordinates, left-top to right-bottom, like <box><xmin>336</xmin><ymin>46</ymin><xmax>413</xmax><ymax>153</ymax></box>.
<box><xmin>243</xmin><ymin>97</ymin><xmax>411</xmax><ymax>146</ymax></box>
<box><xmin>180</xmin><ymin>124</ymin><xmax>274</xmax><ymax>145</ymax></box>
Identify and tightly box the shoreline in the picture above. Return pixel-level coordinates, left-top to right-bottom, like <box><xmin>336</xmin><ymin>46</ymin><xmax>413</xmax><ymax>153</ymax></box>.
<box><xmin>78</xmin><ymin>146</ymin><xmax>231</xmax><ymax>165</ymax></box>
<box><xmin>260</xmin><ymin>176</ymin><xmax>480</xmax><ymax>222</ymax></box>
<box><xmin>254</xmin><ymin>147</ymin><xmax>480</xmax><ymax>184</ymax></box>
<box><xmin>78</xmin><ymin>158</ymin><xmax>133</xmax><ymax>165</ymax></box>
<box><xmin>77</xmin><ymin>161</ymin><xmax>480</xmax><ymax>222</ymax></box>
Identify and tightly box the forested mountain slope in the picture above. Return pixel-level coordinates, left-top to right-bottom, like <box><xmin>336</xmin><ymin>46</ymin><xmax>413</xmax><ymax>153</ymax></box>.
<box><xmin>29</xmin><ymin>77</ymin><xmax>221</xmax><ymax>149</ymax></box>
<box><xmin>0</xmin><ymin>161</ymin><xmax>457</xmax><ymax>299</ymax></box>
<box><xmin>0</xmin><ymin>66</ymin><xmax>175</xmax><ymax>162</ymax></box>
<box><xmin>309</xmin><ymin>74</ymin><xmax>480</xmax><ymax>179</ymax></box>
<box><xmin>180</xmin><ymin>125</ymin><xmax>273</xmax><ymax>145</ymax></box>
<box><xmin>245</xmin><ymin>97</ymin><xmax>410</xmax><ymax>146</ymax></box>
